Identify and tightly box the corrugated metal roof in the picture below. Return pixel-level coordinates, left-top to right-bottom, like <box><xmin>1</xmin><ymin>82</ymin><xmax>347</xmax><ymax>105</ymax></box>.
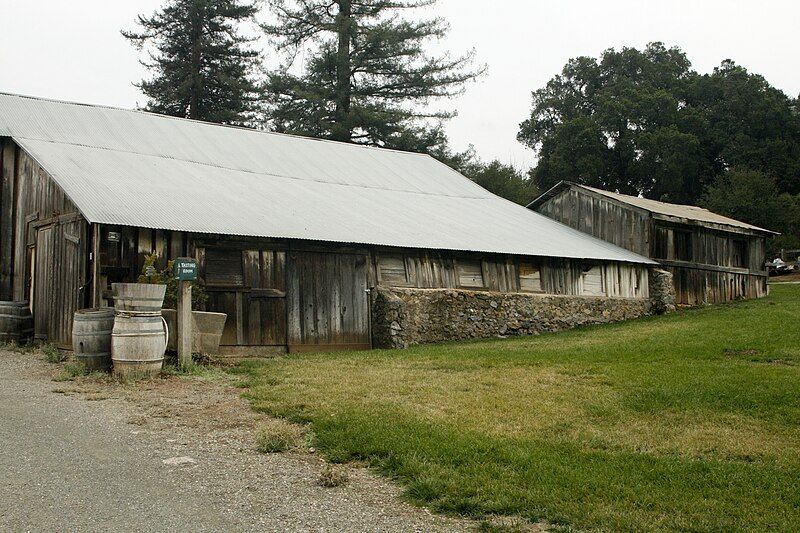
<box><xmin>530</xmin><ymin>181</ymin><xmax>776</xmax><ymax>235</ymax></box>
<box><xmin>0</xmin><ymin>92</ymin><xmax>654</xmax><ymax>264</ymax></box>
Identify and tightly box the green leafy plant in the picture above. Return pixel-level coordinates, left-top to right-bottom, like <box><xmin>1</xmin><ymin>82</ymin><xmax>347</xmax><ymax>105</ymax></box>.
<box><xmin>42</xmin><ymin>344</ymin><xmax>68</xmax><ymax>363</ymax></box>
<box><xmin>53</xmin><ymin>361</ymin><xmax>89</xmax><ymax>381</ymax></box>
<box><xmin>137</xmin><ymin>252</ymin><xmax>208</xmax><ymax>310</ymax></box>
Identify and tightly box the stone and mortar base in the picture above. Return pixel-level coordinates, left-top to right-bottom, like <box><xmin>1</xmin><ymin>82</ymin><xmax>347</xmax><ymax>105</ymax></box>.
<box><xmin>372</xmin><ymin>268</ymin><xmax>676</xmax><ymax>349</ymax></box>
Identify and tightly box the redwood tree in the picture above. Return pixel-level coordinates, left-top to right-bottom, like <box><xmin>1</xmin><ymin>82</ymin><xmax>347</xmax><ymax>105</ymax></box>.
<box><xmin>123</xmin><ymin>0</ymin><xmax>262</xmax><ymax>125</ymax></box>
<box><xmin>261</xmin><ymin>0</ymin><xmax>483</xmax><ymax>147</ymax></box>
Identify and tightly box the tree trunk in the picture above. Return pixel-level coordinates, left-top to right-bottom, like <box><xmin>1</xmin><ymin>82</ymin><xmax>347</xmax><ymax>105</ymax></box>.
<box><xmin>188</xmin><ymin>4</ymin><xmax>203</xmax><ymax>120</ymax></box>
<box><xmin>332</xmin><ymin>0</ymin><xmax>353</xmax><ymax>142</ymax></box>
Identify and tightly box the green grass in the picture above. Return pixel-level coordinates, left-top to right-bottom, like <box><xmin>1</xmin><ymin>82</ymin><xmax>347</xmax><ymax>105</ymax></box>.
<box><xmin>235</xmin><ymin>285</ymin><xmax>800</xmax><ymax>531</ymax></box>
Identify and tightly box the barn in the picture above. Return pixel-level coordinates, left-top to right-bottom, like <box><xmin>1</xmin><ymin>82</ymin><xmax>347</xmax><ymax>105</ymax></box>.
<box><xmin>0</xmin><ymin>93</ymin><xmax>657</xmax><ymax>352</ymax></box>
<box><xmin>530</xmin><ymin>182</ymin><xmax>776</xmax><ymax>305</ymax></box>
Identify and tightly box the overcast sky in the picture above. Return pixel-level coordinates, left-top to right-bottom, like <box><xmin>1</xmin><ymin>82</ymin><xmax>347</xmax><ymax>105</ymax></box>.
<box><xmin>1</xmin><ymin>0</ymin><xmax>798</xmax><ymax>170</ymax></box>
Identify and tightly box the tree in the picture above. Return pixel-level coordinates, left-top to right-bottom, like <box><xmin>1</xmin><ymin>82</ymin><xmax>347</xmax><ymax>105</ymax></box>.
<box><xmin>702</xmin><ymin>168</ymin><xmax>800</xmax><ymax>256</ymax></box>
<box><xmin>261</xmin><ymin>0</ymin><xmax>483</xmax><ymax>149</ymax></box>
<box><xmin>518</xmin><ymin>43</ymin><xmax>800</xmax><ymax>204</ymax></box>
<box><xmin>123</xmin><ymin>0</ymin><xmax>262</xmax><ymax>125</ymax></box>
<box><xmin>466</xmin><ymin>161</ymin><xmax>539</xmax><ymax>206</ymax></box>
<box><xmin>691</xmin><ymin>61</ymin><xmax>800</xmax><ymax>195</ymax></box>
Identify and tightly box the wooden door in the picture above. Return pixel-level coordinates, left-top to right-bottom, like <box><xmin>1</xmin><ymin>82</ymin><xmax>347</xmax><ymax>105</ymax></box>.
<box><xmin>203</xmin><ymin>247</ymin><xmax>286</xmax><ymax>347</ymax></box>
<box><xmin>33</xmin><ymin>218</ymin><xmax>87</xmax><ymax>346</ymax></box>
<box><xmin>33</xmin><ymin>225</ymin><xmax>54</xmax><ymax>340</ymax></box>
<box><xmin>286</xmin><ymin>251</ymin><xmax>370</xmax><ymax>353</ymax></box>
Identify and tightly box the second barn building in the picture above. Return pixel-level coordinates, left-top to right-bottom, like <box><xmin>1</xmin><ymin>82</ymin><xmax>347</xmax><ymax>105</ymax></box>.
<box><xmin>530</xmin><ymin>182</ymin><xmax>776</xmax><ymax>305</ymax></box>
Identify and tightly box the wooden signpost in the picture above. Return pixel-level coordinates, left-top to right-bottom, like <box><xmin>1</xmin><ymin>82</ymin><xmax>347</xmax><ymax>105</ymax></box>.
<box><xmin>174</xmin><ymin>258</ymin><xmax>197</xmax><ymax>368</ymax></box>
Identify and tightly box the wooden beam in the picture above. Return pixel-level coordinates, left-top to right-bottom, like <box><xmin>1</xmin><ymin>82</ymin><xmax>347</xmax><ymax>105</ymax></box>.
<box><xmin>658</xmin><ymin>259</ymin><xmax>768</xmax><ymax>277</ymax></box>
<box><xmin>91</xmin><ymin>224</ymin><xmax>102</xmax><ymax>307</ymax></box>
<box><xmin>0</xmin><ymin>140</ymin><xmax>15</xmax><ymax>299</ymax></box>
<box><xmin>177</xmin><ymin>281</ymin><xmax>193</xmax><ymax>368</ymax></box>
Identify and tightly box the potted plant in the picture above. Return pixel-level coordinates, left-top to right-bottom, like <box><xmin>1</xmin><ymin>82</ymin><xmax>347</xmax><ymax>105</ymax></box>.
<box><xmin>139</xmin><ymin>253</ymin><xmax>227</xmax><ymax>355</ymax></box>
<box><xmin>111</xmin><ymin>253</ymin><xmax>169</xmax><ymax>312</ymax></box>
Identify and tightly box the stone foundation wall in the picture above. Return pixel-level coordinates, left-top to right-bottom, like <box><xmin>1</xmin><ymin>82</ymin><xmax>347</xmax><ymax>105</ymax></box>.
<box><xmin>648</xmin><ymin>268</ymin><xmax>677</xmax><ymax>314</ymax></box>
<box><xmin>371</xmin><ymin>286</ymin><xmax>653</xmax><ymax>349</ymax></box>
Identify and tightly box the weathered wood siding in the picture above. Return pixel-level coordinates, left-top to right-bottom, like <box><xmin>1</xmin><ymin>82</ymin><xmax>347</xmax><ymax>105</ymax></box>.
<box><xmin>535</xmin><ymin>187</ymin><xmax>650</xmax><ymax>256</ymax></box>
<box><xmin>33</xmin><ymin>217</ymin><xmax>88</xmax><ymax>346</ymax></box>
<box><xmin>286</xmin><ymin>251</ymin><xmax>370</xmax><ymax>352</ymax></box>
<box><xmin>665</xmin><ymin>266</ymin><xmax>766</xmax><ymax>306</ymax></box>
<box><xmin>97</xmin><ymin>230</ymin><xmax>374</xmax><ymax>352</ymax></box>
<box><xmin>651</xmin><ymin>223</ymin><xmax>765</xmax><ymax>271</ymax></box>
<box><xmin>534</xmin><ymin>184</ymin><xmax>770</xmax><ymax>305</ymax></box>
<box><xmin>372</xmin><ymin>248</ymin><xmax>648</xmax><ymax>299</ymax></box>
<box><xmin>0</xmin><ymin>140</ymin><xmax>88</xmax><ymax>346</ymax></box>
<box><xmin>651</xmin><ymin>222</ymin><xmax>768</xmax><ymax>304</ymax></box>
<box><xmin>95</xmin><ymin>226</ymin><xmax>648</xmax><ymax>351</ymax></box>
<box><xmin>539</xmin><ymin>258</ymin><xmax>648</xmax><ymax>299</ymax></box>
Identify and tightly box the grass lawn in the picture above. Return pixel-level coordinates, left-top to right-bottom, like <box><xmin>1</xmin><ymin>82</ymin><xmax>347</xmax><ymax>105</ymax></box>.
<box><xmin>235</xmin><ymin>284</ymin><xmax>800</xmax><ymax>531</ymax></box>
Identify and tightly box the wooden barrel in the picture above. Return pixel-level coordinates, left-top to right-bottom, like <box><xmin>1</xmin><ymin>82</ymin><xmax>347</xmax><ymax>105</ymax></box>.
<box><xmin>111</xmin><ymin>312</ymin><xmax>168</xmax><ymax>378</ymax></box>
<box><xmin>72</xmin><ymin>307</ymin><xmax>115</xmax><ymax>371</ymax></box>
<box><xmin>112</xmin><ymin>283</ymin><xmax>166</xmax><ymax>313</ymax></box>
<box><xmin>0</xmin><ymin>301</ymin><xmax>33</xmax><ymax>343</ymax></box>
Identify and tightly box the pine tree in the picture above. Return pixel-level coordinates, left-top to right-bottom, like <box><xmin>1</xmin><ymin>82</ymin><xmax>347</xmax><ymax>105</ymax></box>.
<box><xmin>123</xmin><ymin>0</ymin><xmax>262</xmax><ymax>125</ymax></box>
<box><xmin>262</xmin><ymin>0</ymin><xmax>483</xmax><ymax>147</ymax></box>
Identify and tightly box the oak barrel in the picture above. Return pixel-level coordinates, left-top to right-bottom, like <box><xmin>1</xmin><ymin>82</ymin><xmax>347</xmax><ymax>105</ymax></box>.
<box><xmin>112</xmin><ymin>283</ymin><xmax>166</xmax><ymax>313</ymax></box>
<box><xmin>0</xmin><ymin>301</ymin><xmax>33</xmax><ymax>343</ymax></box>
<box><xmin>72</xmin><ymin>308</ymin><xmax>115</xmax><ymax>371</ymax></box>
<box><xmin>111</xmin><ymin>311</ymin><xmax>168</xmax><ymax>378</ymax></box>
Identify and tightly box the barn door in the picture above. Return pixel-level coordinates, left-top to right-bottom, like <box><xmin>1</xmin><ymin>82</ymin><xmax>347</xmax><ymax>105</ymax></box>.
<box><xmin>203</xmin><ymin>247</ymin><xmax>286</xmax><ymax>348</ymax></box>
<box><xmin>286</xmin><ymin>251</ymin><xmax>370</xmax><ymax>353</ymax></box>
<box><xmin>33</xmin><ymin>218</ymin><xmax>86</xmax><ymax>347</ymax></box>
<box><xmin>33</xmin><ymin>225</ymin><xmax>54</xmax><ymax>340</ymax></box>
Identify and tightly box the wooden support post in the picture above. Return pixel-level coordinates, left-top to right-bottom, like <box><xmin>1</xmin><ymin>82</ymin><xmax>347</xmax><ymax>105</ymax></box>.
<box><xmin>91</xmin><ymin>224</ymin><xmax>101</xmax><ymax>307</ymax></box>
<box><xmin>177</xmin><ymin>280</ymin><xmax>192</xmax><ymax>368</ymax></box>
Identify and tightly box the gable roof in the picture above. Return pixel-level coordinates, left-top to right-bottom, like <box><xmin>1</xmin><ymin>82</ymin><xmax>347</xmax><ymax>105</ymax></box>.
<box><xmin>530</xmin><ymin>181</ymin><xmax>777</xmax><ymax>235</ymax></box>
<box><xmin>0</xmin><ymin>93</ymin><xmax>654</xmax><ymax>264</ymax></box>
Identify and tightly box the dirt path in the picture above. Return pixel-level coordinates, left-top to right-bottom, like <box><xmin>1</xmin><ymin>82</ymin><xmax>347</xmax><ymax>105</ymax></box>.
<box><xmin>0</xmin><ymin>351</ymin><xmax>472</xmax><ymax>532</ymax></box>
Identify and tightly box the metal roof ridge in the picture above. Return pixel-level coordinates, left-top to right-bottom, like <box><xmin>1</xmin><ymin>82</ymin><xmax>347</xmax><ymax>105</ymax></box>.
<box><xmin>0</xmin><ymin>91</ymin><xmax>432</xmax><ymax>158</ymax></box>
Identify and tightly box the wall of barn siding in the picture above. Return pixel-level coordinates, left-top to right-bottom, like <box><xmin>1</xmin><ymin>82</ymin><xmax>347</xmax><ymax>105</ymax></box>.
<box><xmin>535</xmin><ymin>187</ymin><xmax>651</xmax><ymax>256</ymax></box>
<box><xmin>535</xmin><ymin>186</ymin><xmax>769</xmax><ymax>305</ymax></box>
<box><xmin>0</xmin><ymin>139</ymin><xmax>87</xmax><ymax>347</ymax></box>
<box><xmin>95</xmin><ymin>227</ymin><xmax>651</xmax><ymax>303</ymax></box>
<box><xmin>94</xmin><ymin>227</ymin><xmax>648</xmax><ymax>352</ymax></box>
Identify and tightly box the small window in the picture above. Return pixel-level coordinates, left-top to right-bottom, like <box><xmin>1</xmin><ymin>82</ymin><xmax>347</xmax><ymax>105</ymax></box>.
<box><xmin>378</xmin><ymin>256</ymin><xmax>409</xmax><ymax>285</ymax></box>
<box><xmin>674</xmin><ymin>230</ymin><xmax>692</xmax><ymax>261</ymax></box>
<box><xmin>457</xmin><ymin>260</ymin><xmax>484</xmax><ymax>288</ymax></box>
<box><xmin>732</xmin><ymin>240</ymin><xmax>748</xmax><ymax>268</ymax></box>
<box><xmin>581</xmin><ymin>265</ymin><xmax>604</xmax><ymax>296</ymax></box>
<box><xmin>205</xmin><ymin>248</ymin><xmax>244</xmax><ymax>286</ymax></box>
<box><xmin>519</xmin><ymin>262</ymin><xmax>542</xmax><ymax>292</ymax></box>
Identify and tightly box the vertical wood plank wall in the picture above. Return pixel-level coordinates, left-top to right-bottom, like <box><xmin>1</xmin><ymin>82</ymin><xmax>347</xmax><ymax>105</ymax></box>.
<box><xmin>534</xmin><ymin>186</ymin><xmax>769</xmax><ymax>305</ymax></box>
<box><xmin>0</xmin><ymin>139</ymin><xmax>87</xmax><ymax>346</ymax></box>
<box><xmin>94</xmin><ymin>227</ymin><xmax>648</xmax><ymax>351</ymax></box>
<box><xmin>535</xmin><ymin>187</ymin><xmax>651</xmax><ymax>256</ymax></box>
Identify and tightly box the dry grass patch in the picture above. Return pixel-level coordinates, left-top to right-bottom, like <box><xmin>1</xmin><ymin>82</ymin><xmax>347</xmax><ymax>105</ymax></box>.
<box><xmin>255</xmin><ymin>418</ymin><xmax>306</xmax><ymax>453</ymax></box>
<box><xmin>317</xmin><ymin>464</ymin><xmax>349</xmax><ymax>488</ymax></box>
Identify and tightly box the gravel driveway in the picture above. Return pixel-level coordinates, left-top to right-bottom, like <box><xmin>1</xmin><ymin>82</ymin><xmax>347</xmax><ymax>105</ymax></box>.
<box><xmin>0</xmin><ymin>351</ymin><xmax>472</xmax><ymax>532</ymax></box>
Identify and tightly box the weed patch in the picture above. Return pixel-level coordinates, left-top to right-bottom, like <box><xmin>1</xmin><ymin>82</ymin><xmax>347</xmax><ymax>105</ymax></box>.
<box><xmin>53</xmin><ymin>361</ymin><xmax>89</xmax><ymax>381</ymax></box>
<box><xmin>255</xmin><ymin>418</ymin><xmax>305</xmax><ymax>453</ymax></box>
<box><xmin>42</xmin><ymin>344</ymin><xmax>68</xmax><ymax>363</ymax></box>
<box><xmin>317</xmin><ymin>464</ymin><xmax>349</xmax><ymax>488</ymax></box>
